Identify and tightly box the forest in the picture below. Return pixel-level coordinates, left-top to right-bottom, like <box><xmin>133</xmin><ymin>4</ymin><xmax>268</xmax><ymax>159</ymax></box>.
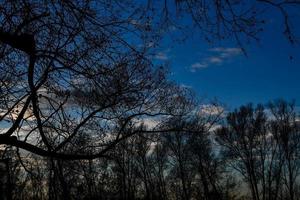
<box><xmin>0</xmin><ymin>0</ymin><xmax>300</xmax><ymax>200</ymax></box>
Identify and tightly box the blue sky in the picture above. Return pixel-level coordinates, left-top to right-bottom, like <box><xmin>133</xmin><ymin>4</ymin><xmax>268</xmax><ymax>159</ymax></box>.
<box><xmin>156</xmin><ymin>7</ymin><xmax>300</xmax><ymax>109</ymax></box>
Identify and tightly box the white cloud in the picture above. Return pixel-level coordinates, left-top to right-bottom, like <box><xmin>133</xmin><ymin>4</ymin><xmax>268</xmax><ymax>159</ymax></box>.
<box><xmin>133</xmin><ymin>118</ymin><xmax>159</xmax><ymax>129</ymax></box>
<box><xmin>208</xmin><ymin>56</ymin><xmax>223</xmax><ymax>64</ymax></box>
<box><xmin>190</xmin><ymin>62</ymin><xmax>208</xmax><ymax>72</ymax></box>
<box><xmin>154</xmin><ymin>49</ymin><xmax>171</xmax><ymax>61</ymax></box>
<box><xmin>180</xmin><ymin>84</ymin><xmax>192</xmax><ymax>89</ymax></box>
<box><xmin>199</xmin><ymin>104</ymin><xmax>224</xmax><ymax>116</ymax></box>
<box><xmin>209</xmin><ymin>47</ymin><xmax>243</xmax><ymax>58</ymax></box>
<box><xmin>130</xmin><ymin>19</ymin><xmax>139</xmax><ymax>25</ymax></box>
<box><xmin>146</xmin><ymin>41</ymin><xmax>155</xmax><ymax>48</ymax></box>
<box><xmin>190</xmin><ymin>47</ymin><xmax>242</xmax><ymax>72</ymax></box>
<box><xmin>155</xmin><ymin>52</ymin><xmax>168</xmax><ymax>60</ymax></box>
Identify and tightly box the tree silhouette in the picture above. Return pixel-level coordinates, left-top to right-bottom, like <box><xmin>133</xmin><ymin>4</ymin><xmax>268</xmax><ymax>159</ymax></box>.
<box><xmin>0</xmin><ymin>1</ymin><xmax>195</xmax><ymax>160</ymax></box>
<box><xmin>0</xmin><ymin>1</ymin><xmax>300</xmax><ymax>199</ymax></box>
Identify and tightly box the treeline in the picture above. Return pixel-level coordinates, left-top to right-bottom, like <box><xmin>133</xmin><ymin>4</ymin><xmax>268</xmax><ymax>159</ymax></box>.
<box><xmin>2</xmin><ymin>99</ymin><xmax>300</xmax><ymax>200</ymax></box>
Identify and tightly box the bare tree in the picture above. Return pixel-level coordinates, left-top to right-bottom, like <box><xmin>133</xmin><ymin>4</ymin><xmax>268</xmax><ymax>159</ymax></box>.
<box><xmin>217</xmin><ymin>101</ymin><xmax>300</xmax><ymax>200</ymax></box>
<box><xmin>148</xmin><ymin>0</ymin><xmax>300</xmax><ymax>52</ymax></box>
<box><xmin>268</xmin><ymin>100</ymin><xmax>300</xmax><ymax>200</ymax></box>
<box><xmin>0</xmin><ymin>1</ymin><xmax>299</xmax><ymax>199</ymax></box>
<box><xmin>216</xmin><ymin>104</ymin><xmax>267</xmax><ymax>200</ymax></box>
<box><xmin>0</xmin><ymin>0</ymin><xmax>196</xmax><ymax>161</ymax></box>
<box><xmin>0</xmin><ymin>0</ymin><xmax>299</xmax><ymax>161</ymax></box>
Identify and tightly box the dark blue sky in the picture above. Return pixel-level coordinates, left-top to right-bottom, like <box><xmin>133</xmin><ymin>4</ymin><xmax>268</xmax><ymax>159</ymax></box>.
<box><xmin>158</xmin><ymin>7</ymin><xmax>300</xmax><ymax>109</ymax></box>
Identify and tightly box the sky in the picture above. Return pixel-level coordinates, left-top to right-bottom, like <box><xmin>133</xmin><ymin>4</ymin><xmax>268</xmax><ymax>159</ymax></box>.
<box><xmin>155</xmin><ymin>5</ymin><xmax>300</xmax><ymax>109</ymax></box>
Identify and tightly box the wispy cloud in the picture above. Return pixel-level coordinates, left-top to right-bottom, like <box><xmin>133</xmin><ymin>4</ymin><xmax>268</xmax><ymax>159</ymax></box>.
<box><xmin>155</xmin><ymin>52</ymin><xmax>169</xmax><ymax>60</ymax></box>
<box><xmin>209</xmin><ymin>47</ymin><xmax>243</xmax><ymax>58</ymax></box>
<box><xmin>199</xmin><ymin>104</ymin><xmax>224</xmax><ymax>116</ymax></box>
<box><xmin>180</xmin><ymin>84</ymin><xmax>192</xmax><ymax>89</ymax></box>
<box><xmin>190</xmin><ymin>47</ymin><xmax>242</xmax><ymax>72</ymax></box>
<box><xmin>190</xmin><ymin>62</ymin><xmax>208</xmax><ymax>72</ymax></box>
<box><xmin>207</xmin><ymin>56</ymin><xmax>223</xmax><ymax>64</ymax></box>
<box><xmin>155</xmin><ymin>49</ymin><xmax>171</xmax><ymax>61</ymax></box>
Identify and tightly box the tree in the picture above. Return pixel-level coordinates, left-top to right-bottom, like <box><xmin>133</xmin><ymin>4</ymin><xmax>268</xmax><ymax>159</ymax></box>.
<box><xmin>163</xmin><ymin>119</ymin><xmax>195</xmax><ymax>200</ymax></box>
<box><xmin>216</xmin><ymin>104</ymin><xmax>267</xmax><ymax>200</ymax></box>
<box><xmin>216</xmin><ymin>101</ymin><xmax>300</xmax><ymax>200</ymax></box>
<box><xmin>0</xmin><ymin>0</ymin><xmax>299</xmax><ymax>161</ymax></box>
<box><xmin>149</xmin><ymin>0</ymin><xmax>300</xmax><ymax>52</ymax></box>
<box><xmin>268</xmin><ymin>100</ymin><xmax>300</xmax><ymax>200</ymax></box>
<box><xmin>0</xmin><ymin>0</ymin><xmax>196</xmax><ymax>160</ymax></box>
